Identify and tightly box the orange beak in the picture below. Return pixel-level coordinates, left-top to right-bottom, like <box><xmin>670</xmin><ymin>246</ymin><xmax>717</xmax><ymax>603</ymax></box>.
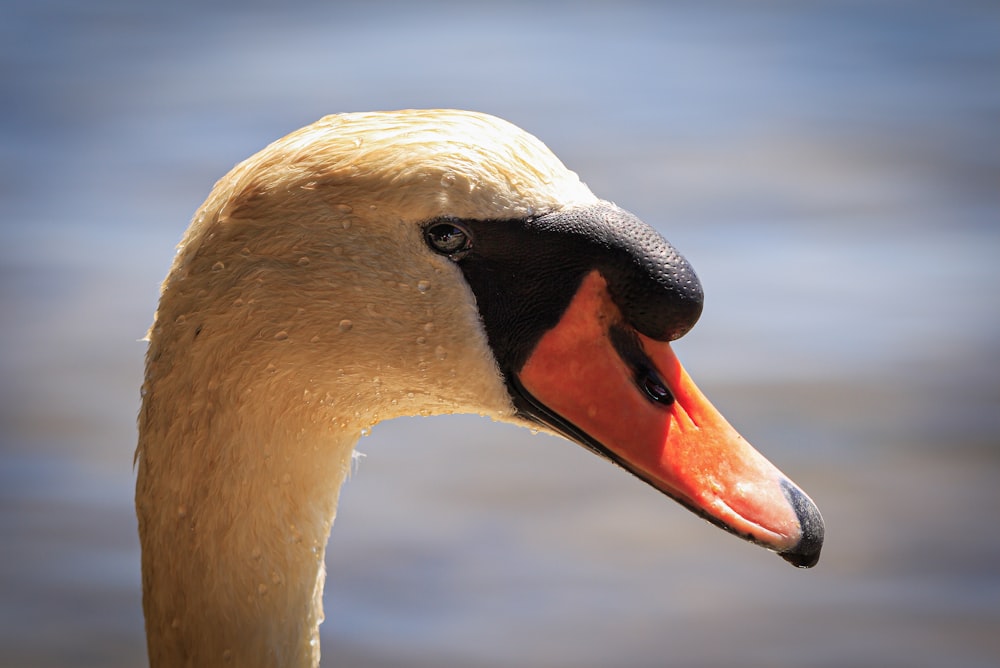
<box><xmin>515</xmin><ymin>271</ymin><xmax>824</xmax><ymax>567</ymax></box>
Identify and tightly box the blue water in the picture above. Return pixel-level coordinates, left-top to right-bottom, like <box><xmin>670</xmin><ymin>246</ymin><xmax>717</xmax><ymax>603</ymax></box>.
<box><xmin>2</xmin><ymin>1</ymin><xmax>999</xmax><ymax>666</ymax></box>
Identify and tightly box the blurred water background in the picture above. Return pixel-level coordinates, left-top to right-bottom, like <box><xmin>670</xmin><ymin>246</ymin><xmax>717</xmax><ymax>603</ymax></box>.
<box><xmin>2</xmin><ymin>1</ymin><xmax>999</xmax><ymax>666</ymax></box>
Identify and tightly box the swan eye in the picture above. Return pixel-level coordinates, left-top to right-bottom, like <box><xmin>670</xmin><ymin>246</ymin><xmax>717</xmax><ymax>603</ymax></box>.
<box><xmin>424</xmin><ymin>222</ymin><xmax>472</xmax><ymax>259</ymax></box>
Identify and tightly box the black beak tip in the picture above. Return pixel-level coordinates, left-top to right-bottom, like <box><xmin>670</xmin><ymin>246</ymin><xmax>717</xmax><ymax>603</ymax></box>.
<box><xmin>778</xmin><ymin>478</ymin><xmax>825</xmax><ymax>569</ymax></box>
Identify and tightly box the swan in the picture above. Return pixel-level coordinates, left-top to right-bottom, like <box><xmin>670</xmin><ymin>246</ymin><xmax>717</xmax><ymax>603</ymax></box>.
<box><xmin>135</xmin><ymin>109</ymin><xmax>824</xmax><ymax>667</ymax></box>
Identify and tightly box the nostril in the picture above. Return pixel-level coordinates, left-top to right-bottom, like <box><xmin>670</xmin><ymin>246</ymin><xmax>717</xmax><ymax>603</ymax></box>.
<box><xmin>638</xmin><ymin>368</ymin><xmax>674</xmax><ymax>405</ymax></box>
<box><xmin>608</xmin><ymin>324</ymin><xmax>675</xmax><ymax>407</ymax></box>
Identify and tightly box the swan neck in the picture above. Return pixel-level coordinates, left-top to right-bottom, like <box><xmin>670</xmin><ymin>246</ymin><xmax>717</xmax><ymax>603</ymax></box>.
<box><xmin>136</xmin><ymin>380</ymin><xmax>356</xmax><ymax>667</ymax></box>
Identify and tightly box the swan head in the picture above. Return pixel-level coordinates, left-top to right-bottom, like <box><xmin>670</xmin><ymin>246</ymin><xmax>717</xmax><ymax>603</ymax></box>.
<box><xmin>138</xmin><ymin>108</ymin><xmax>824</xmax><ymax>666</ymax></box>
<box><xmin>146</xmin><ymin>108</ymin><xmax>822</xmax><ymax>583</ymax></box>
